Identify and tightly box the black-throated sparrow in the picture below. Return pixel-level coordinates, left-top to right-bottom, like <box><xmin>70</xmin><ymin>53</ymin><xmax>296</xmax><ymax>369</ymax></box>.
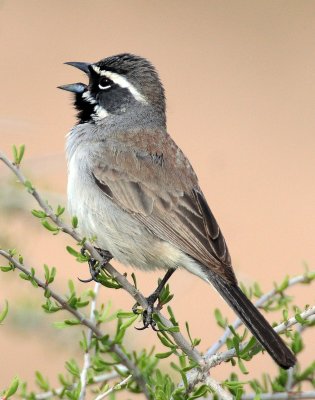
<box><xmin>59</xmin><ymin>53</ymin><xmax>296</xmax><ymax>369</ymax></box>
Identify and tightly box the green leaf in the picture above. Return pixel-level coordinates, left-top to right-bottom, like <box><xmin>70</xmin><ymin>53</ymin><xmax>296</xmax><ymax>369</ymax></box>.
<box><xmin>4</xmin><ymin>376</ymin><xmax>19</xmax><ymax>399</ymax></box>
<box><xmin>238</xmin><ymin>358</ymin><xmax>249</xmax><ymax>374</ymax></box>
<box><xmin>68</xmin><ymin>280</ymin><xmax>75</xmax><ymax>295</ymax></box>
<box><xmin>278</xmin><ymin>275</ymin><xmax>290</xmax><ymax>292</ymax></box>
<box><xmin>65</xmin><ymin>359</ymin><xmax>80</xmax><ymax>378</ymax></box>
<box><xmin>188</xmin><ymin>384</ymin><xmax>209</xmax><ymax>399</ymax></box>
<box><xmin>157</xmin><ymin>332</ymin><xmax>176</xmax><ymax>349</ymax></box>
<box><xmin>12</xmin><ymin>144</ymin><xmax>25</xmax><ymax>165</ymax></box>
<box><xmin>295</xmin><ymin>313</ymin><xmax>308</xmax><ymax>325</ymax></box>
<box><xmin>53</xmin><ymin>320</ymin><xmax>80</xmax><ymax>328</ymax></box>
<box><xmin>12</xmin><ymin>145</ymin><xmax>18</xmax><ymax>163</ymax></box>
<box><xmin>253</xmin><ymin>282</ymin><xmax>263</xmax><ymax>297</ymax></box>
<box><xmin>31</xmin><ymin>209</ymin><xmax>47</xmax><ymax>218</ymax></box>
<box><xmin>214</xmin><ymin>308</ymin><xmax>227</xmax><ymax>328</ymax></box>
<box><xmin>35</xmin><ymin>371</ymin><xmax>49</xmax><ymax>391</ymax></box>
<box><xmin>0</xmin><ymin>300</ymin><xmax>9</xmax><ymax>323</ymax></box>
<box><xmin>155</xmin><ymin>350</ymin><xmax>175</xmax><ymax>359</ymax></box>
<box><xmin>56</xmin><ymin>205</ymin><xmax>65</xmax><ymax>217</ymax></box>
<box><xmin>71</xmin><ymin>215</ymin><xmax>78</xmax><ymax>228</ymax></box>
<box><xmin>0</xmin><ymin>265</ymin><xmax>14</xmax><ymax>272</ymax></box>
<box><xmin>116</xmin><ymin>311</ymin><xmax>136</xmax><ymax>318</ymax></box>
<box><xmin>64</xmin><ymin>319</ymin><xmax>81</xmax><ymax>326</ymax></box>
<box><xmin>66</xmin><ymin>246</ymin><xmax>81</xmax><ymax>258</ymax></box>
<box><xmin>41</xmin><ymin>220</ymin><xmax>59</xmax><ymax>232</ymax></box>
<box><xmin>24</xmin><ymin>180</ymin><xmax>34</xmax><ymax>192</ymax></box>
<box><xmin>19</xmin><ymin>272</ymin><xmax>30</xmax><ymax>280</ymax></box>
<box><xmin>291</xmin><ymin>331</ymin><xmax>304</xmax><ymax>354</ymax></box>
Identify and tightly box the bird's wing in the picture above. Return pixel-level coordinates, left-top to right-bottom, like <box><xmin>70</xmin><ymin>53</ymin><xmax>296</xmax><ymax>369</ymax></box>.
<box><xmin>92</xmin><ymin>130</ymin><xmax>236</xmax><ymax>283</ymax></box>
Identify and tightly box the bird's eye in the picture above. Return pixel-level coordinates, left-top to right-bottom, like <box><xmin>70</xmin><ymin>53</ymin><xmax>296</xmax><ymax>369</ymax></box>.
<box><xmin>98</xmin><ymin>77</ymin><xmax>112</xmax><ymax>90</ymax></box>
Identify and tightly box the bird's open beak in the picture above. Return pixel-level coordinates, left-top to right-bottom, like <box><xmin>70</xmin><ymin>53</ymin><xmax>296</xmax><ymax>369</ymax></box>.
<box><xmin>58</xmin><ymin>62</ymin><xmax>91</xmax><ymax>93</ymax></box>
<box><xmin>57</xmin><ymin>83</ymin><xmax>87</xmax><ymax>93</ymax></box>
<box><xmin>64</xmin><ymin>61</ymin><xmax>91</xmax><ymax>74</ymax></box>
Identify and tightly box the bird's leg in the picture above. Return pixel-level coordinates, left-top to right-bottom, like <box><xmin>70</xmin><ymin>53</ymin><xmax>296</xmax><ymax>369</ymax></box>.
<box><xmin>133</xmin><ymin>268</ymin><xmax>176</xmax><ymax>331</ymax></box>
<box><xmin>78</xmin><ymin>248</ymin><xmax>113</xmax><ymax>283</ymax></box>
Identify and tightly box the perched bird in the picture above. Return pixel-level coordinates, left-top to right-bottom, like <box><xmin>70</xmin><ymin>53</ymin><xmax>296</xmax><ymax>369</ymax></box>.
<box><xmin>59</xmin><ymin>53</ymin><xmax>296</xmax><ymax>369</ymax></box>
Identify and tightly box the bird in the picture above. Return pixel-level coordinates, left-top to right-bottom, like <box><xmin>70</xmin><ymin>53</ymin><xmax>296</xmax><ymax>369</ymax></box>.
<box><xmin>59</xmin><ymin>53</ymin><xmax>296</xmax><ymax>369</ymax></box>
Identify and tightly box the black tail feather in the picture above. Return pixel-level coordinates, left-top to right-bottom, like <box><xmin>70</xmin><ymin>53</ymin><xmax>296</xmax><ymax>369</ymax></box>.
<box><xmin>210</xmin><ymin>276</ymin><xmax>296</xmax><ymax>369</ymax></box>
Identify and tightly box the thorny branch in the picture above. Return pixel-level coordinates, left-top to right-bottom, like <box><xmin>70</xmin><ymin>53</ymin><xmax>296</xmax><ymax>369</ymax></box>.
<box><xmin>0</xmin><ymin>249</ymin><xmax>150</xmax><ymax>399</ymax></box>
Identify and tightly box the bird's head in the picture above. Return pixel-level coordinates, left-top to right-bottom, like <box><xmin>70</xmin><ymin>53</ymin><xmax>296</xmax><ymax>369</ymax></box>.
<box><xmin>59</xmin><ymin>53</ymin><xmax>166</xmax><ymax>126</ymax></box>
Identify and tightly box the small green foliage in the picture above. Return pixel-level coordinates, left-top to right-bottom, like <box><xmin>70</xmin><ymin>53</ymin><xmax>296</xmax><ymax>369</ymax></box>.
<box><xmin>56</xmin><ymin>205</ymin><xmax>65</xmax><ymax>217</ymax></box>
<box><xmin>252</xmin><ymin>282</ymin><xmax>263</xmax><ymax>297</ymax></box>
<box><xmin>71</xmin><ymin>215</ymin><xmax>78</xmax><ymax>228</ymax></box>
<box><xmin>185</xmin><ymin>321</ymin><xmax>201</xmax><ymax>348</ymax></box>
<box><xmin>12</xmin><ymin>144</ymin><xmax>25</xmax><ymax>165</ymax></box>
<box><xmin>41</xmin><ymin>219</ymin><xmax>60</xmax><ymax>234</ymax></box>
<box><xmin>24</xmin><ymin>180</ymin><xmax>34</xmax><ymax>193</ymax></box>
<box><xmin>31</xmin><ymin>209</ymin><xmax>47</xmax><ymax>218</ymax></box>
<box><xmin>42</xmin><ymin>298</ymin><xmax>62</xmax><ymax>313</ymax></box>
<box><xmin>3</xmin><ymin>376</ymin><xmax>19</xmax><ymax>399</ymax></box>
<box><xmin>0</xmin><ymin>300</ymin><xmax>9</xmax><ymax>323</ymax></box>
<box><xmin>65</xmin><ymin>359</ymin><xmax>80</xmax><ymax>378</ymax></box>
<box><xmin>214</xmin><ymin>308</ymin><xmax>228</xmax><ymax>328</ymax></box>
<box><xmin>0</xmin><ymin>264</ymin><xmax>14</xmax><ymax>272</ymax></box>
<box><xmin>35</xmin><ymin>371</ymin><xmax>50</xmax><ymax>391</ymax></box>
<box><xmin>43</xmin><ymin>264</ymin><xmax>56</xmax><ymax>285</ymax></box>
<box><xmin>158</xmin><ymin>282</ymin><xmax>174</xmax><ymax>307</ymax></box>
<box><xmin>19</xmin><ymin>267</ymin><xmax>38</xmax><ymax>288</ymax></box>
<box><xmin>66</xmin><ymin>246</ymin><xmax>88</xmax><ymax>262</ymax></box>
<box><xmin>277</xmin><ymin>275</ymin><xmax>290</xmax><ymax>293</ymax></box>
<box><xmin>114</xmin><ymin>313</ymin><xmax>138</xmax><ymax>344</ymax></box>
<box><xmin>97</xmin><ymin>268</ymin><xmax>122</xmax><ymax>289</ymax></box>
<box><xmin>291</xmin><ymin>331</ymin><xmax>304</xmax><ymax>354</ymax></box>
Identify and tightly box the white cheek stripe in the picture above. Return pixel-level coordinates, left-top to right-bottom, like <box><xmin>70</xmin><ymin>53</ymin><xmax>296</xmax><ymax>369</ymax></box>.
<box><xmin>92</xmin><ymin>65</ymin><xmax>147</xmax><ymax>104</ymax></box>
<box><xmin>82</xmin><ymin>90</ymin><xmax>108</xmax><ymax>121</ymax></box>
<box><xmin>82</xmin><ymin>90</ymin><xmax>97</xmax><ymax>104</ymax></box>
<box><xmin>92</xmin><ymin>105</ymin><xmax>109</xmax><ymax>121</ymax></box>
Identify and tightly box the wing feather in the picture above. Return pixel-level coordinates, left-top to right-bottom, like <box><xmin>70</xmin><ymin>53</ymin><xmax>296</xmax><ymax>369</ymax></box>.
<box><xmin>92</xmin><ymin>131</ymin><xmax>236</xmax><ymax>283</ymax></box>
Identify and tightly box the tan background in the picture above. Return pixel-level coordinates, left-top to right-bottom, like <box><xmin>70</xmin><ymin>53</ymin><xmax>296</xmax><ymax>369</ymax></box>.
<box><xmin>0</xmin><ymin>0</ymin><xmax>314</xmax><ymax>396</ymax></box>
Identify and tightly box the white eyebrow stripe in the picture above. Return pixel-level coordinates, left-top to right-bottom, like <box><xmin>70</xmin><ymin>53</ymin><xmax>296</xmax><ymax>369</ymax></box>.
<box><xmin>91</xmin><ymin>65</ymin><xmax>147</xmax><ymax>104</ymax></box>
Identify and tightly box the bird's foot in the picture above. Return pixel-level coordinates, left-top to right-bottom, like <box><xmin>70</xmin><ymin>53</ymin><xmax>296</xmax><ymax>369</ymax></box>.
<box><xmin>132</xmin><ymin>293</ymin><xmax>161</xmax><ymax>331</ymax></box>
<box><xmin>132</xmin><ymin>268</ymin><xmax>176</xmax><ymax>331</ymax></box>
<box><xmin>78</xmin><ymin>248</ymin><xmax>113</xmax><ymax>283</ymax></box>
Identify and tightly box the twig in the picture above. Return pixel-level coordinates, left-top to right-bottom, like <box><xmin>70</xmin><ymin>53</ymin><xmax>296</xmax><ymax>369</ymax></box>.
<box><xmin>34</xmin><ymin>369</ymin><xmax>127</xmax><ymax>400</ymax></box>
<box><xmin>79</xmin><ymin>282</ymin><xmax>100</xmax><ymax>400</ymax></box>
<box><xmin>205</xmin><ymin>376</ymin><xmax>233</xmax><ymax>400</ymax></box>
<box><xmin>241</xmin><ymin>390</ymin><xmax>315</xmax><ymax>399</ymax></box>
<box><xmin>208</xmin><ymin>305</ymin><xmax>315</xmax><ymax>369</ymax></box>
<box><xmin>0</xmin><ymin>250</ymin><xmax>150</xmax><ymax>399</ymax></box>
<box><xmin>180</xmin><ymin>306</ymin><xmax>315</xmax><ymax>393</ymax></box>
<box><xmin>207</xmin><ymin>273</ymin><xmax>314</xmax><ymax>357</ymax></box>
<box><xmin>93</xmin><ymin>374</ymin><xmax>133</xmax><ymax>400</ymax></box>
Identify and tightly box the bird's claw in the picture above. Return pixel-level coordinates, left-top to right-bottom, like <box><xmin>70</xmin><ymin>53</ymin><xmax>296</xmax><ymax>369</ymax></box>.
<box><xmin>133</xmin><ymin>295</ymin><xmax>163</xmax><ymax>331</ymax></box>
<box><xmin>78</xmin><ymin>248</ymin><xmax>112</xmax><ymax>283</ymax></box>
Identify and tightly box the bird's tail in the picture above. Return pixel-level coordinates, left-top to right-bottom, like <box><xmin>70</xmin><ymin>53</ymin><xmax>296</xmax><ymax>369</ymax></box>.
<box><xmin>209</xmin><ymin>275</ymin><xmax>296</xmax><ymax>369</ymax></box>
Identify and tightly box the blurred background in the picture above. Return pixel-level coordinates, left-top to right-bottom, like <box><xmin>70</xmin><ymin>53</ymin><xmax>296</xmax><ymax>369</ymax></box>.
<box><xmin>0</xmin><ymin>0</ymin><xmax>315</xmax><ymax>396</ymax></box>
